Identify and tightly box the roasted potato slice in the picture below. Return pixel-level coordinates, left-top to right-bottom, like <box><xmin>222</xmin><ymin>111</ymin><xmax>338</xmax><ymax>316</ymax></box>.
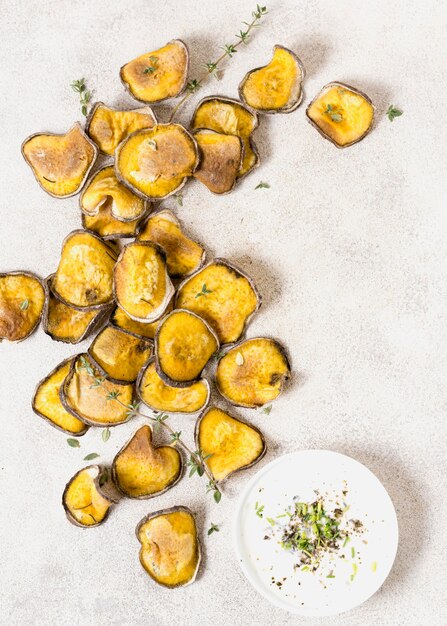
<box><xmin>306</xmin><ymin>82</ymin><xmax>375</xmax><ymax>148</ymax></box>
<box><xmin>86</xmin><ymin>102</ymin><xmax>157</xmax><ymax>156</ymax></box>
<box><xmin>110</xmin><ymin>299</ymin><xmax>173</xmax><ymax>340</ymax></box>
<box><xmin>62</xmin><ymin>465</ymin><xmax>117</xmax><ymax>528</ymax></box>
<box><xmin>175</xmin><ymin>259</ymin><xmax>260</xmax><ymax>344</ymax></box>
<box><xmin>155</xmin><ymin>310</ymin><xmax>219</xmax><ymax>386</ymax></box>
<box><xmin>43</xmin><ymin>275</ymin><xmax>106</xmax><ymax>343</ymax></box>
<box><xmin>21</xmin><ymin>123</ymin><xmax>97</xmax><ymax>197</ymax></box>
<box><xmin>52</xmin><ymin>230</ymin><xmax>117</xmax><ymax>310</ymax></box>
<box><xmin>0</xmin><ymin>271</ymin><xmax>46</xmax><ymax>342</ymax></box>
<box><xmin>114</xmin><ymin>242</ymin><xmax>174</xmax><ymax>323</ymax></box>
<box><xmin>195</xmin><ymin>406</ymin><xmax>266</xmax><ymax>481</ymax></box>
<box><xmin>120</xmin><ymin>40</ymin><xmax>189</xmax><ymax>103</ymax></box>
<box><xmin>137</xmin><ymin>358</ymin><xmax>210</xmax><ymax>414</ymax></box>
<box><xmin>239</xmin><ymin>45</ymin><xmax>304</xmax><ymax>114</ymax></box>
<box><xmin>136</xmin><ymin>506</ymin><xmax>201</xmax><ymax>587</ymax></box>
<box><xmin>82</xmin><ymin>199</ymin><xmax>143</xmax><ymax>239</ymax></box>
<box><xmin>80</xmin><ymin>166</ymin><xmax>149</xmax><ymax>223</ymax></box>
<box><xmin>137</xmin><ymin>210</ymin><xmax>205</xmax><ymax>277</ymax></box>
<box><xmin>32</xmin><ymin>357</ymin><xmax>88</xmax><ymax>435</ymax></box>
<box><xmin>216</xmin><ymin>337</ymin><xmax>290</xmax><ymax>408</ymax></box>
<box><xmin>112</xmin><ymin>425</ymin><xmax>182</xmax><ymax>498</ymax></box>
<box><xmin>61</xmin><ymin>354</ymin><xmax>134</xmax><ymax>427</ymax></box>
<box><xmin>115</xmin><ymin>124</ymin><xmax>199</xmax><ymax>200</ymax></box>
<box><xmin>88</xmin><ymin>325</ymin><xmax>152</xmax><ymax>382</ymax></box>
<box><xmin>193</xmin><ymin>130</ymin><xmax>243</xmax><ymax>194</ymax></box>
<box><xmin>191</xmin><ymin>97</ymin><xmax>259</xmax><ymax>178</ymax></box>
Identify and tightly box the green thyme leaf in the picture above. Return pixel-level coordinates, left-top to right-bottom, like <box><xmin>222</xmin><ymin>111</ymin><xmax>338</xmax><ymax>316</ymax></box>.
<box><xmin>106</xmin><ymin>390</ymin><xmax>121</xmax><ymax>401</ymax></box>
<box><xmin>213</xmin><ymin>489</ymin><xmax>222</xmax><ymax>503</ymax></box>
<box><xmin>67</xmin><ymin>438</ymin><xmax>80</xmax><ymax>448</ymax></box>
<box><xmin>387</xmin><ymin>105</ymin><xmax>403</xmax><ymax>121</ymax></box>
<box><xmin>84</xmin><ymin>453</ymin><xmax>100</xmax><ymax>461</ymax></box>
<box><xmin>19</xmin><ymin>299</ymin><xmax>29</xmax><ymax>310</ymax></box>
<box><xmin>102</xmin><ymin>427</ymin><xmax>111</xmax><ymax>442</ymax></box>
<box><xmin>174</xmin><ymin>193</ymin><xmax>183</xmax><ymax>207</ymax></box>
<box><xmin>262</xmin><ymin>405</ymin><xmax>272</xmax><ymax>415</ymax></box>
<box><xmin>195</xmin><ymin>283</ymin><xmax>213</xmax><ymax>298</ymax></box>
<box><xmin>255</xmin><ymin>181</ymin><xmax>270</xmax><ymax>189</ymax></box>
<box><xmin>208</xmin><ymin>522</ymin><xmax>220</xmax><ymax>535</ymax></box>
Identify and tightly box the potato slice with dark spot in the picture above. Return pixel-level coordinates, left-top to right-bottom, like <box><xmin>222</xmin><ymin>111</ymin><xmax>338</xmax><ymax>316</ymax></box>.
<box><xmin>32</xmin><ymin>357</ymin><xmax>88</xmax><ymax>435</ymax></box>
<box><xmin>0</xmin><ymin>271</ymin><xmax>46</xmax><ymax>342</ymax></box>
<box><xmin>191</xmin><ymin>97</ymin><xmax>259</xmax><ymax>178</ymax></box>
<box><xmin>137</xmin><ymin>358</ymin><xmax>210</xmax><ymax>414</ymax></box>
<box><xmin>306</xmin><ymin>82</ymin><xmax>375</xmax><ymax>148</ymax></box>
<box><xmin>136</xmin><ymin>506</ymin><xmax>201</xmax><ymax>587</ymax></box>
<box><xmin>137</xmin><ymin>209</ymin><xmax>205</xmax><ymax>277</ymax></box>
<box><xmin>110</xmin><ymin>300</ymin><xmax>173</xmax><ymax>340</ymax></box>
<box><xmin>86</xmin><ymin>102</ymin><xmax>157</xmax><ymax>155</ymax></box>
<box><xmin>63</xmin><ymin>465</ymin><xmax>117</xmax><ymax>528</ymax></box>
<box><xmin>239</xmin><ymin>45</ymin><xmax>304</xmax><ymax>114</ymax></box>
<box><xmin>116</xmin><ymin>124</ymin><xmax>199</xmax><ymax>200</ymax></box>
<box><xmin>216</xmin><ymin>337</ymin><xmax>290</xmax><ymax>408</ymax></box>
<box><xmin>52</xmin><ymin>230</ymin><xmax>117</xmax><ymax>310</ymax></box>
<box><xmin>80</xmin><ymin>166</ymin><xmax>149</xmax><ymax>223</ymax></box>
<box><xmin>193</xmin><ymin>130</ymin><xmax>243</xmax><ymax>194</ymax></box>
<box><xmin>112</xmin><ymin>425</ymin><xmax>182</xmax><ymax>498</ymax></box>
<box><xmin>155</xmin><ymin>310</ymin><xmax>219</xmax><ymax>386</ymax></box>
<box><xmin>82</xmin><ymin>198</ymin><xmax>144</xmax><ymax>239</ymax></box>
<box><xmin>195</xmin><ymin>406</ymin><xmax>266</xmax><ymax>481</ymax></box>
<box><xmin>88</xmin><ymin>325</ymin><xmax>152</xmax><ymax>382</ymax></box>
<box><xmin>175</xmin><ymin>259</ymin><xmax>260</xmax><ymax>344</ymax></box>
<box><xmin>43</xmin><ymin>275</ymin><xmax>106</xmax><ymax>343</ymax></box>
<box><xmin>61</xmin><ymin>354</ymin><xmax>134</xmax><ymax>427</ymax></box>
<box><xmin>120</xmin><ymin>40</ymin><xmax>189</xmax><ymax>103</ymax></box>
<box><xmin>114</xmin><ymin>242</ymin><xmax>174</xmax><ymax>323</ymax></box>
<box><xmin>21</xmin><ymin>123</ymin><xmax>97</xmax><ymax>197</ymax></box>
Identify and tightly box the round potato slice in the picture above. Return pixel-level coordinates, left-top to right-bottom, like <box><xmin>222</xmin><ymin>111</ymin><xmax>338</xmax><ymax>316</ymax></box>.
<box><xmin>216</xmin><ymin>337</ymin><xmax>290</xmax><ymax>408</ymax></box>
<box><xmin>86</xmin><ymin>102</ymin><xmax>157</xmax><ymax>156</ymax></box>
<box><xmin>137</xmin><ymin>358</ymin><xmax>210</xmax><ymax>414</ymax></box>
<box><xmin>0</xmin><ymin>271</ymin><xmax>46</xmax><ymax>342</ymax></box>
<box><xmin>120</xmin><ymin>40</ymin><xmax>189</xmax><ymax>103</ymax></box>
<box><xmin>195</xmin><ymin>406</ymin><xmax>266</xmax><ymax>481</ymax></box>
<box><xmin>136</xmin><ymin>506</ymin><xmax>201</xmax><ymax>588</ymax></box>
<box><xmin>112</xmin><ymin>425</ymin><xmax>182</xmax><ymax>499</ymax></box>
<box><xmin>114</xmin><ymin>242</ymin><xmax>174</xmax><ymax>323</ymax></box>
<box><xmin>306</xmin><ymin>82</ymin><xmax>375</xmax><ymax>148</ymax></box>
<box><xmin>175</xmin><ymin>259</ymin><xmax>261</xmax><ymax>344</ymax></box>
<box><xmin>62</xmin><ymin>465</ymin><xmax>117</xmax><ymax>528</ymax></box>
<box><xmin>52</xmin><ymin>230</ymin><xmax>117</xmax><ymax>310</ymax></box>
<box><xmin>32</xmin><ymin>357</ymin><xmax>88</xmax><ymax>436</ymax></box>
<box><xmin>21</xmin><ymin>122</ymin><xmax>97</xmax><ymax>198</ymax></box>
<box><xmin>137</xmin><ymin>209</ymin><xmax>205</xmax><ymax>278</ymax></box>
<box><xmin>80</xmin><ymin>166</ymin><xmax>149</xmax><ymax>223</ymax></box>
<box><xmin>116</xmin><ymin>124</ymin><xmax>199</xmax><ymax>200</ymax></box>
<box><xmin>110</xmin><ymin>300</ymin><xmax>173</xmax><ymax>340</ymax></box>
<box><xmin>155</xmin><ymin>309</ymin><xmax>219</xmax><ymax>386</ymax></box>
<box><xmin>239</xmin><ymin>45</ymin><xmax>305</xmax><ymax>114</ymax></box>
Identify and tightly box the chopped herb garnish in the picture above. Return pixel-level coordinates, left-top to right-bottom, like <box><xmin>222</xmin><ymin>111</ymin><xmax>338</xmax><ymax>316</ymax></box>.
<box><xmin>350</xmin><ymin>562</ymin><xmax>358</xmax><ymax>582</ymax></box>
<box><xmin>195</xmin><ymin>283</ymin><xmax>212</xmax><ymax>298</ymax></box>
<box><xmin>255</xmin><ymin>181</ymin><xmax>270</xmax><ymax>189</ymax></box>
<box><xmin>207</xmin><ymin>523</ymin><xmax>220</xmax><ymax>535</ymax></box>
<box><xmin>372</xmin><ymin>561</ymin><xmax>377</xmax><ymax>572</ymax></box>
<box><xmin>255</xmin><ymin>501</ymin><xmax>264</xmax><ymax>518</ymax></box>
<box><xmin>343</xmin><ymin>536</ymin><xmax>350</xmax><ymax>547</ymax></box>
<box><xmin>262</xmin><ymin>405</ymin><xmax>272</xmax><ymax>415</ymax></box>
<box><xmin>324</xmin><ymin>104</ymin><xmax>343</xmax><ymax>123</ymax></box>
<box><xmin>387</xmin><ymin>105</ymin><xmax>403</xmax><ymax>121</ymax></box>
<box><xmin>266</xmin><ymin>517</ymin><xmax>276</xmax><ymax>526</ymax></box>
<box><xmin>67</xmin><ymin>438</ymin><xmax>80</xmax><ymax>448</ymax></box>
<box><xmin>143</xmin><ymin>56</ymin><xmax>158</xmax><ymax>74</ymax></box>
<box><xmin>84</xmin><ymin>453</ymin><xmax>100</xmax><ymax>461</ymax></box>
<box><xmin>351</xmin><ymin>547</ymin><xmax>355</xmax><ymax>558</ymax></box>
<box><xmin>19</xmin><ymin>299</ymin><xmax>29</xmax><ymax>310</ymax></box>
<box><xmin>102</xmin><ymin>427</ymin><xmax>111</xmax><ymax>442</ymax></box>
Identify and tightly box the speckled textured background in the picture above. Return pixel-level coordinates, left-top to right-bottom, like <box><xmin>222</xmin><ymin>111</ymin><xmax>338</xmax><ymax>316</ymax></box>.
<box><xmin>1</xmin><ymin>0</ymin><xmax>446</xmax><ymax>624</ymax></box>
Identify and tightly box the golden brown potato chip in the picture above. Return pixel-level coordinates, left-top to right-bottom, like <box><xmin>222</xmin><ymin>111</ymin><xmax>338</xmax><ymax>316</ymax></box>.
<box><xmin>175</xmin><ymin>259</ymin><xmax>260</xmax><ymax>344</ymax></box>
<box><xmin>88</xmin><ymin>325</ymin><xmax>152</xmax><ymax>382</ymax></box>
<box><xmin>136</xmin><ymin>507</ymin><xmax>201</xmax><ymax>587</ymax></box>
<box><xmin>195</xmin><ymin>406</ymin><xmax>265</xmax><ymax>481</ymax></box>
<box><xmin>61</xmin><ymin>354</ymin><xmax>134</xmax><ymax>427</ymax></box>
<box><xmin>52</xmin><ymin>230</ymin><xmax>117</xmax><ymax>310</ymax></box>
<box><xmin>120</xmin><ymin>40</ymin><xmax>189</xmax><ymax>103</ymax></box>
<box><xmin>62</xmin><ymin>465</ymin><xmax>115</xmax><ymax>528</ymax></box>
<box><xmin>216</xmin><ymin>337</ymin><xmax>290</xmax><ymax>408</ymax></box>
<box><xmin>155</xmin><ymin>310</ymin><xmax>219</xmax><ymax>386</ymax></box>
<box><xmin>137</xmin><ymin>359</ymin><xmax>210</xmax><ymax>414</ymax></box>
<box><xmin>191</xmin><ymin>97</ymin><xmax>258</xmax><ymax>178</ymax></box>
<box><xmin>306</xmin><ymin>82</ymin><xmax>375</xmax><ymax>148</ymax></box>
<box><xmin>21</xmin><ymin>123</ymin><xmax>97</xmax><ymax>197</ymax></box>
<box><xmin>239</xmin><ymin>45</ymin><xmax>304</xmax><ymax>113</ymax></box>
<box><xmin>32</xmin><ymin>357</ymin><xmax>88</xmax><ymax>435</ymax></box>
<box><xmin>114</xmin><ymin>242</ymin><xmax>174</xmax><ymax>323</ymax></box>
<box><xmin>110</xmin><ymin>300</ymin><xmax>173</xmax><ymax>340</ymax></box>
<box><xmin>86</xmin><ymin>102</ymin><xmax>157</xmax><ymax>155</ymax></box>
<box><xmin>112</xmin><ymin>425</ymin><xmax>182</xmax><ymax>498</ymax></box>
<box><xmin>137</xmin><ymin>210</ymin><xmax>205</xmax><ymax>277</ymax></box>
<box><xmin>0</xmin><ymin>271</ymin><xmax>46</xmax><ymax>342</ymax></box>
<box><xmin>193</xmin><ymin>130</ymin><xmax>243</xmax><ymax>194</ymax></box>
<box><xmin>80</xmin><ymin>166</ymin><xmax>149</xmax><ymax>222</ymax></box>
<box><xmin>81</xmin><ymin>198</ymin><xmax>144</xmax><ymax>239</ymax></box>
<box><xmin>116</xmin><ymin>124</ymin><xmax>199</xmax><ymax>200</ymax></box>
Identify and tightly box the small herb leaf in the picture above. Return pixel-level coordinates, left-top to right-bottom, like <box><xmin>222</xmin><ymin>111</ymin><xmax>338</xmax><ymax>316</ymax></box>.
<box><xmin>19</xmin><ymin>299</ymin><xmax>29</xmax><ymax>310</ymax></box>
<box><xmin>67</xmin><ymin>438</ymin><xmax>80</xmax><ymax>448</ymax></box>
<box><xmin>387</xmin><ymin>105</ymin><xmax>403</xmax><ymax>121</ymax></box>
<box><xmin>102</xmin><ymin>427</ymin><xmax>111</xmax><ymax>442</ymax></box>
<box><xmin>255</xmin><ymin>181</ymin><xmax>270</xmax><ymax>189</ymax></box>
<box><xmin>208</xmin><ymin>522</ymin><xmax>220</xmax><ymax>535</ymax></box>
<box><xmin>84</xmin><ymin>453</ymin><xmax>100</xmax><ymax>461</ymax></box>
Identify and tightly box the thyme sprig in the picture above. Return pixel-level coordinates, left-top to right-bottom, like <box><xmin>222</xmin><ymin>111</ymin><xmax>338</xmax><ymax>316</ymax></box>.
<box><xmin>78</xmin><ymin>356</ymin><xmax>221</xmax><ymax>502</ymax></box>
<box><xmin>70</xmin><ymin>78</ymin><xmax>92</xmax><ymax>116</ymax></box>
<box><xmin>169</xmin><ymin>4</ymin><xmax>268</xmax><ymax>121</ymax></box>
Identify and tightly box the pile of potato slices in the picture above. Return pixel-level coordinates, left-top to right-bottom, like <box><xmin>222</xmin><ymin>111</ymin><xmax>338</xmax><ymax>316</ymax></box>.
<box><xmin>1</xmin><ymin>30</ymin><xmax>375</xmax><ymax>589</ymax></box>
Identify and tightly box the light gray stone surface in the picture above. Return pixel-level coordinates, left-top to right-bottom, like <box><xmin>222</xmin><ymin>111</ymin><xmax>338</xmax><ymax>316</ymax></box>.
<box><xmin>1</xmin><ymin>0</ymin><xmax>446</xmax><ymax>624</ymax></box>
